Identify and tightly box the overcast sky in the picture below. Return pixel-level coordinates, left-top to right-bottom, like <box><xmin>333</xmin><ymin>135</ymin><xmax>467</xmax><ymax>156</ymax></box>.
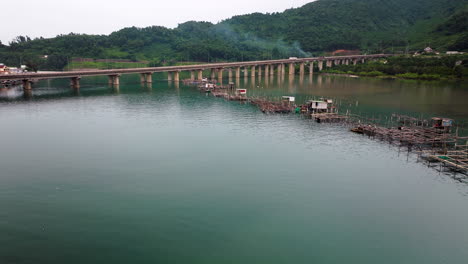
<box><xmin>1</xmin><ymin>0</ymin><xmax>314</xmax><ymax>44</ymax></box>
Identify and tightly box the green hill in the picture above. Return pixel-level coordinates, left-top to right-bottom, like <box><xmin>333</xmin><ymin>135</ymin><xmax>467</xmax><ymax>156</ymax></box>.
<box><xmin>0</xmin><ymin>0</ymin><xmax>467</xmax><ymax>70</ymax></box>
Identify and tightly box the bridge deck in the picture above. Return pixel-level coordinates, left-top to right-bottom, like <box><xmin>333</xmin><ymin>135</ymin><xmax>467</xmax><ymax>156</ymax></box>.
<box><xmin>0</xmin><ymin>54</ymin><xmax>392</xmax><ymax>81</ymax></box>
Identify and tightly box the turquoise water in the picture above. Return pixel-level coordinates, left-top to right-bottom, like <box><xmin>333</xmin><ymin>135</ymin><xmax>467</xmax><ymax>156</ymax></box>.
<box><xmin>0</xmin><ymin>75</ymin><xmax>467</xmax><ymax>264</ymax></box>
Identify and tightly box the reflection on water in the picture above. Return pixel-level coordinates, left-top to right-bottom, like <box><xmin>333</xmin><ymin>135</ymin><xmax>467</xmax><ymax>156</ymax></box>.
<box><xmin>2</xmin><ymin>74</ymin><xmax>467</xmax><ymax>122</ymax></box>
<box><xmin>0</xmin><ymin>73</ymin><xmax>467</xmax><ymax>264</ymax></box>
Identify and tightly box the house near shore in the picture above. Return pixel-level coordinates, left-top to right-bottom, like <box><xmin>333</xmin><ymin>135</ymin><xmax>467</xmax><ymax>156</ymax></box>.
<box><xmin>307</xmin><ymin>99</ymin><xmax>336</xmax><ymax>114</ymax></box>
<box><xmin>446</xmin><ymin>51</ymin><xmax>464</xmax><ymax>55</ymax></box>
<box><xmin>0</xmin><ymin>63</ymin><xmax>7</xmax><ymax>74</ymax></box>
<box><xmin>0</xmin><ymin>64</ymin><xmax>27</xmax><ymax>74</ymax></box>
<box><xmin>424</xmin><ymin>47</ymin><xmax>434</xmax><ymax>53</ymax></box>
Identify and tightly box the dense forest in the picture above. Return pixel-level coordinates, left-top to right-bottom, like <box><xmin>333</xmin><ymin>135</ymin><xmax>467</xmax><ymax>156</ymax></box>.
<box><xmin>0</xmin><ymin>0</ymin><xmax>467</xmax><ymax>70</ymax></box>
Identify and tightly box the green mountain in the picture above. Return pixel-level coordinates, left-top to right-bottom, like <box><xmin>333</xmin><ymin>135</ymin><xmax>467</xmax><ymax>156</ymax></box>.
<box><xmin>0</xmin><ymin>0</ymin><xmax>467</xmax><ymax>70</ymax></box>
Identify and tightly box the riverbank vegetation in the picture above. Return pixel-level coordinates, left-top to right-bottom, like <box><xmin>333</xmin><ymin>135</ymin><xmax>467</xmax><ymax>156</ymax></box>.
<box><xmin>321</xmin><ymin>55</ymin><xmax>468</xmax><ymax>80</ymax></box>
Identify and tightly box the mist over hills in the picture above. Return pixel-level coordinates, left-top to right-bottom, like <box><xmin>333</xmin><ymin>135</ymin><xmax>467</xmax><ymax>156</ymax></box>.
<box><xmin>0</xmin><ymin>0</ymin><xmax>467</xmax><ymax>70</ymax></box>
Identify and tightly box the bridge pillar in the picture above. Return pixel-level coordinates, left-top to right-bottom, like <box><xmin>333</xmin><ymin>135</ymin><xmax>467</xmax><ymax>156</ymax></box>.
<box><xmin>251</xmin><ymin>66</ymin><xmax>256</xmax><ymax>78</ymax></box>
<box><xmin>353</xmin><ymin>59</ymin><xmax>358</xmax><ymax>65</ymax></box>
<box><xmin>361</xmin><ymin>58</ymin><xmax>365</xmax><ymax>64</ymax></box>
<box><xmin>217</xmin><ymin>69</ymin><xmax>223</xmax><ymax>83</ymax></box>
<box><xmin>258</xmin><ymin>66</ymin><xmax>262</xmax><ymax>77</ymax></box>
<box><xmin>289</xmin><ymin>63</ymin><xmax>295</xmax><ymax>75</ymax></box>
<box><xmin>264</xmin><ymin>65</ymin><xmax>269</xmax><ymax>77</ymax></box>
<box><xmin>270</xmin><ymin>65</ymin><xmax>274</xmax><ymax>76</ymax></box>
<box><xmin>299</xmin><ymin>62</ymin><xmax>305</xmax><ymax>76</ymax></box>
<box><xmin>145</xmin><ymin>73</ymin><xmax>153</xmax><ymax>83</ymax></box>
<box><xmin>281</xmin><ymin>64</ymin><xmax>286</xmax><ymax>76</ymax></box>
<box><xmin>318</xmin><ymin>61</ymin><xmax>323</xmax><ymax>71</ymax></box>
<box><xmin>345</xmin><ymin>59</ymin><xmax>349</xmax><ymax>65</ymax></box>
<box><xmin>70</xmin><ymin>77</ymin><xmax>81</xmax><ymax>89</ymax></box>
<box><xmin>140</xmin><ymin>73</ymin><xmax>152</xmax><ymax>83</ymax></box>
<box><xmin>236</xmin><ymin>67</ymin><xmax>241</xmax><ymax>79</ymax></box>
<box><xmin>174</xmin><ymin>71</ymin><xmax>180</xmax><ymax>82</ymax></box>
<box><xmin>309</xmin><ymin>62</ymin><xmax>314</xmax><ymax>75</ymax></box>
<box><xmin>326</xmin><ymin>60</ymin><xmax>332</xmax><ymax>67</ymax></box>
<box><xmin>113</xmin><ymin>75</ymin><xmax>120</xmax><ymax>86</ymax></box>
<box><xmin>210</xmin><ymin>69</ymin><xmax>216</xmax><ymax>80</ymax></box>
<box><xmin>244</xmin><ymin>67</ymin><xmax>248</xmax><ymax>78</ymax></box>
<box><xmin>228</xmin><ymin>69</ymin><xmax>233</xmax><ymax>80</ymax></box>
<box><xmin>108</xmin><ymin>74</ymin><xmax>120</xmax><ymax>86</ymax></box>
<box><xmin>22</xmin><ymin>79</ymin><xmax>32</xmax><ymax>90</ymax></box>
<box><xmin>190</xmin><ymin>71</ymin><xmax>195</xmax><ymax>80</ymax></box>
<box><xmin>197</xmin><ymin>70</ymin><xmax>203</xmax><ymax>80</ymax></box>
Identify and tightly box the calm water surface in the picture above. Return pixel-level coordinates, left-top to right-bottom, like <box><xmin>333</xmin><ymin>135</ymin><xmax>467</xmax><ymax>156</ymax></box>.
<box><xmin>0</xmin><ymin>74</ymin><xmax>467</xmax><ymax>264</ymax></box>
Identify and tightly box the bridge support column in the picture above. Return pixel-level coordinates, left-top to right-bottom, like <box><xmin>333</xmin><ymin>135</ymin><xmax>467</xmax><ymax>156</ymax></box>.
<box><xmin>140</xmin><ymin>73</ymin><xmax>152</xmax><ymax>83</ymax></box>
<box><xmin>270</xmin><ymin>65</ymin><xmax>274</xmax><ymax>76</ymax></box>
<box><xmin>22</xmin><ymin>79</ymin><xmax>32</xmax><ymax>90</ymax></box>
<box><xmin>174</xmin><ymin>71</ymin><xmax>180</xmax><ymax>82</ymax></box>
<box><xmin>353</xmin><ymin>59</ymin><xmax>358</xmax><ymax>65</ymax></box>
<box><xmin>210</xmin><ymin>69</ymin><xmax>215</xmax><ymax>80</ymax></box>
<box><xmin>299</xmin><ymin>62</ymin><xmax>305</xmax><ymax>76</ymax></box>
<box><xmin>289</xmin><ymin>63</ymin><xmax>295</xmax><ymax>75</ymax></box>
<box><xmin>318</xmin><ymin>61</ymin><xmax>324</xmax><ymax>71</ymax></box>
<box><xmin>361</xmin><ymin>58</ymin><xmax>365</xmax><ymax>64</ymax></box>
<box><xmin>236</xmin><ymin>67</ymin><xmax>241</xmax><ymax>79</ymax></box>
<box><xmin>108</xmin><ymin>74</ymin><xmax>120</xmax><ymax>86</ymax></box>
<box><xmin>70</xmin><ymin>77</ymin><xmax>81</xmax><ymax>89</ymax></box>
<box><xmin>264</xmin><ymin>65</ymin><xmax>269</xmax><ymax>77</ymax></box>
<box><xmin>244</xmin><ymin>67</ymin><xmax>248</xmax><ymax>78</ymax></box>
<box><xmin>258</xmin><ymin>66</ymin><xmax>262</xmax><ymax>77</ymax></box>
<box><xmin>276</xmin><ymin>64</ymin><xmax>282</xmax><ymax>76</ymax></box>
<box><xmin>190</xmin><ymin>71</ymin><xmax>195</xmax><ymax>80</ymax></box>
<box><xmin>145</xmin><ymin>73</ymin><xmax>153</xmax><ymax>83</ymax></box>
<box><xmin>251</xmin><ymin>66</ymin><xmax>256</xmax><ymax>78</ymax></box>
<box><xmin>228</xmin><ymin>69</ymin><xmax>233</xmax><ymax>80</ymax></box>
<box><xmin>345</xmin><ymin>59</ymin><xmax>349</xmax><ymax>65</ymax></box>
<box><xmin>217</xmin><ymin>69</ymin><xmax>223</xmax><ymax>83</ymax></box>
<box><xmin>309</xmin><ymin>62</ymin><xmax>314</xmax><ymax>75</ymax></box>
<box><xmin>197</xmin><ymin>70</ymin><xmax>203</xmax><ymax>80</ymax></box>
<box><xmin>168</xmin><ymin>72</ymin><xmax>173</xmax><ymax>81</ymax></box>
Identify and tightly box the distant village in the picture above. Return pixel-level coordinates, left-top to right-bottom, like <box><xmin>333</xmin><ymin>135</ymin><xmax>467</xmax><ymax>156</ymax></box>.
<box><xmin>414</xmin><ymin>47</ymin><xmax>464</xmax><ymax>56</ymax></box>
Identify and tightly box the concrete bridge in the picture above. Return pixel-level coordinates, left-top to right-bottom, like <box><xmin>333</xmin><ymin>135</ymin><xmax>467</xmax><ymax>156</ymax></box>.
<box><xmin>0</xmin><ymin>54</ymin><xmax>392</xmax><ymax>90</ymax></box>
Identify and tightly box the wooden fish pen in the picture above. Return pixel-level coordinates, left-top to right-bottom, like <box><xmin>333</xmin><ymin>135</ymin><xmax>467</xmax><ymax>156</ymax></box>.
<box><xmin>211</xmin><ymin>90</ymin><xmax>228</xmax><ymax>98</ymax></box>
<box><xmin>250</xmin><ymin>99</ymin><xmax>294</xmax><ymax>113</ymax></box>
<box><xmin>418</xmin><ymin>144</ymin><xmax>468</xmax><ymax>173</ymax></box>
<box><xmin>311</xmin><ymin>113</ymin><xmax>349</xmax><ymax>123</ymax></box>
<box><xmin>350</xmin><ymin>113</ymin><xmax>468</xmax><ymax>174</ymax></box>
<box><xmin>185</xmin><ymin>79</ymin><xmax>468</xmax><ymax>175</ymax></box>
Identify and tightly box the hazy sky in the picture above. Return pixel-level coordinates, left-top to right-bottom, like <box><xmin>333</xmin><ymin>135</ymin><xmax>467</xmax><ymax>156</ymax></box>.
<box><xmin>1</xmin><ymin>0</ymin><xmax>314</xmax><ymax>44</ymax></box>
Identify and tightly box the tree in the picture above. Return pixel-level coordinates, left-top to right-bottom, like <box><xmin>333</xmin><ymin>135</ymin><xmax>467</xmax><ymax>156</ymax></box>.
<box><xmin>25</xmin><ymin>57</ymin><xmax>40</xmax><ymax>72</ymax></box>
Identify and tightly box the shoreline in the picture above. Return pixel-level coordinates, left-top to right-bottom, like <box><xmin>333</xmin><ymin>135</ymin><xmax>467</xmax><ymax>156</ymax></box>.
<box><xmin>319</xmin><ymin>72</ymin><xmax>466</xmax><ymax>81</ymax></box>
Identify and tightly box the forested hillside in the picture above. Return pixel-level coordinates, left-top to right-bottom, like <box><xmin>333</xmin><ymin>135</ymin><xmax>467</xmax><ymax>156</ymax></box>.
<box><xmin>0</xmin><ymin>0</ymin><xmax>467</xmax><ymax>70</ymax></box>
